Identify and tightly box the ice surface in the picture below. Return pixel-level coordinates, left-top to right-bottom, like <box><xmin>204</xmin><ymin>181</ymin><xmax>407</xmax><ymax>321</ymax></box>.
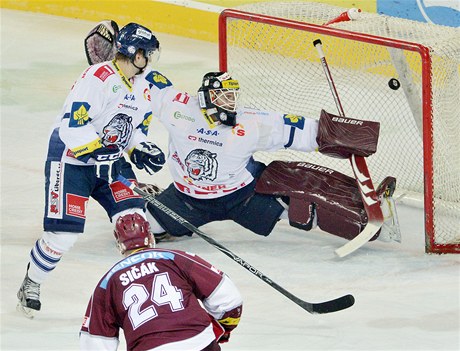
<box><xmin>1</xmin><ymin>9</ymin><xmax>459</xmax><ymax>351</ymax></box>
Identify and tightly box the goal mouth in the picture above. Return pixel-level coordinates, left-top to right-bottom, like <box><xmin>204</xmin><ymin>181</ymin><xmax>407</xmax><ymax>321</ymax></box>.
<box><xmin>218</xmin><ymin>3</ymin><xmax>460</xmax><ymax>254</ymax></box>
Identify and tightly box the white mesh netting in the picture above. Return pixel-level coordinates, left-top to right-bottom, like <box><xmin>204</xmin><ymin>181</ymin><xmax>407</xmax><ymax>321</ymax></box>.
<box><xmin>222</xmin><ymin>2</ymin><xmax>460</xmax><ymax>252</ymax></box>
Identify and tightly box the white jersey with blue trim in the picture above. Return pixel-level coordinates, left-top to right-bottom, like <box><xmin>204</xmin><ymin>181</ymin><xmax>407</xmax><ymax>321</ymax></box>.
<box><xmin>47</xmin><ymin>60</ymin><xmax>153</xmax><ymax>165</ymax></box>
<box><xmin>146</xmin><ymin>71</ymin><xmax>319</xmax><ymax>199</ymax></box>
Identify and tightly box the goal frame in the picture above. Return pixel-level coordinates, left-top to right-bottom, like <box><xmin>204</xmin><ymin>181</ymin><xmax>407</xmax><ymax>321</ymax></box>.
<box><xmin>218</xmin><ymin>9</ymin><xmax>458</xmax><ymax>254</ymax></box>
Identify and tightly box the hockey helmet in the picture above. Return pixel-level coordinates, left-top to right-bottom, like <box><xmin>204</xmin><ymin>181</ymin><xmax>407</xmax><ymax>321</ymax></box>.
<box><xmin>114</xmin><ymin>213</ymin><xmax>155</xmax><ymax>255</ymax></box>
<box><xmin>116</xmin><ymin>23</ymin><xmax>160</xmax><ymax>62</ymax></box>
<box><xmin>197</xmin><ymin>72</ymin><xmax>240</xmax><ymax>126</ymax></box>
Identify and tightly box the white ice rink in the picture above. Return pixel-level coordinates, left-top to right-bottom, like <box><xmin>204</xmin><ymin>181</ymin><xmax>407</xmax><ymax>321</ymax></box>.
<box><xmin>1</xmin><ymin>9</ymin><xmax>459</xmax><ymax>351</ymax></box>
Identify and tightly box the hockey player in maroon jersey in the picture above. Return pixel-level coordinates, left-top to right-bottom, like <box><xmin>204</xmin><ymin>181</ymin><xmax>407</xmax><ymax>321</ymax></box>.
<box><xmin>83</xmin><ymin>21</ymin><xmax>401</xmax><ymax>249</ymax></box>
<box><xmin>79</xmin><ymin>213</ymin><xmax>242</xmax><ymax>351</ymax></box>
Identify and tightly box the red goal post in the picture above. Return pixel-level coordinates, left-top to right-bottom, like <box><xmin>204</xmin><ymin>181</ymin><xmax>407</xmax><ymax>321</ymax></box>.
<box><xmin>218</xmin><ymin>3</ymin><xmax>460</xmax><ymax>254</ymax></box>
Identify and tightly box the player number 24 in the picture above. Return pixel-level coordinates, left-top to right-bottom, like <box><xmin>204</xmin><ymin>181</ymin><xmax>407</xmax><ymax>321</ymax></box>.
<box><xmin>122</xmin><ymin>272</ymin><xmax>185</xmax><ymax>329</ymax></box>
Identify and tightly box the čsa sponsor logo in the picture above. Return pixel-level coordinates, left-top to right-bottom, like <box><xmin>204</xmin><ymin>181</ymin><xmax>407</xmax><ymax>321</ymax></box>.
<box><xmin>196</xmin><ymin>128</ymin><xmax>219</xmax><ymax>136</ymax></box>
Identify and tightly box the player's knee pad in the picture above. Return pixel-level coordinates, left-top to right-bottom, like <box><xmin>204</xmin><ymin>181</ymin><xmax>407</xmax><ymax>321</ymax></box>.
<box><xmin>42</xmin><ymin>231</ymin><xmax>79</xmax><ymax>253</ymax></box>
<box><xmin>255</xmin><ymin>161</ymin><xmax>368</xmax><ymax>240</ymax></box>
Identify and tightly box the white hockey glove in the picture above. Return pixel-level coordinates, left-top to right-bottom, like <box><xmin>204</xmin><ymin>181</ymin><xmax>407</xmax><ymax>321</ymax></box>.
<box><xmin>84</xmin><ymin>20</ymin><xmax>119</xmax><ymax>65</ymax></box>
<box><xmin>91</xmin><ymin>145</ymin><xmax>124</xmax><ymax>183</ymax></box>
<box><xmin>129</xmin><ymin>142</ymin><xmax>165</xmax><ymax>175</ymax></box>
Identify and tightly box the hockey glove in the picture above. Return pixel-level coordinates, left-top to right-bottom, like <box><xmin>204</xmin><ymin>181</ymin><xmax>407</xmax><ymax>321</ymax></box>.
<box><xmin>84</xmin><ymin>20</ymin><xmax>119</xmax><ymax>65</ymax></box>
<box><xmin>130</xmin><ymin>142</ymin><xmax>165</xmax><ymax>175</ymax></box>
<box><xmin>92</xmin><ymin>145</ymin><xmax>124</xmax><ymax>183</ymax></box>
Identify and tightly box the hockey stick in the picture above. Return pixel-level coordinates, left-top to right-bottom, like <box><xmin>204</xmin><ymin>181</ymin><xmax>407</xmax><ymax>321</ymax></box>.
<box><xmin>117</xmin><ymin>175</ymin><xmax>355</xmax><ymax>314</ymax></box>
<box><xmin>313</xmin><ymin>39</ymin><xmax>384</xmax><ymax>258</ymax></box>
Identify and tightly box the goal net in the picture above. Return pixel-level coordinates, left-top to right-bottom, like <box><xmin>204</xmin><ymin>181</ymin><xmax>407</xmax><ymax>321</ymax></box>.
<box><xmin>218</xmin><ymin>2</ymin><xmax>460</xmax><ymax>254</ymax></box>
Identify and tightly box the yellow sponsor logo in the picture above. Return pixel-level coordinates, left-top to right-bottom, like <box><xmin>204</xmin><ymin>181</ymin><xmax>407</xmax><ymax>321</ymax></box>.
<box><xmin>222</xmin><ymin>80</ymin><xmax>239</xmax><ymax>89</ymax></box>
<box><xmin>71</xmin><ymin>139</ymin><xmax>102</xmax><ymax>157</ymax></box>
<box><xmin>73</xmin><ymin>105</ymin><xmax>89</xmax><ymax>125</ymax></box>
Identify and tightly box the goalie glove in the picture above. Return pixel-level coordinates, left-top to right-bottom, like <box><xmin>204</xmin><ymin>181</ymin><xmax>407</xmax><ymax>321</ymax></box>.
<box><xmin>129</xmin><ymin>142</ymin><xmax>165</xmax><ymax>175</ymax></box>
<box><xmin>84</xmin><ymin>20</ymin><xmax>119</xmax><ymax>65</ymax></box>
<box><xmin>91</xmin><ymin>145</ymin><xmax>124</xmax><ymax>183</ymax></box>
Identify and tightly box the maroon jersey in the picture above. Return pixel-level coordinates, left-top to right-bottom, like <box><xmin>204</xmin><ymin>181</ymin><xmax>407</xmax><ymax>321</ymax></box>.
<box><xmin>80</xmin><ymin>248</ymin><xmax>242</xmax><ymax>351</ymax></box>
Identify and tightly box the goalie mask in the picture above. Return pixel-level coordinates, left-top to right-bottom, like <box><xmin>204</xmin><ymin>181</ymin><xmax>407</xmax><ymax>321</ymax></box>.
<box><xmin>114</xmin><ymin>213</ymin><xmax>155</xmax><ymax>255</ymax></box>
<box><xmin>116</xmin><ymin>23</ymin><xmax>160</xmax><ymax>70</ymax></box>
<box><xmin>197</xmin><ymin>72</ymin><xmax>240</xmax><ymax>126</ymax></box>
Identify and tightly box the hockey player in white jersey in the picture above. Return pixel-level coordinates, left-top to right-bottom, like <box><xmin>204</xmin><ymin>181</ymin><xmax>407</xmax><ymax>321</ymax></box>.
<box><xmin>142</xmin><ymin>71</ymin><xmax>399</xmax><ymax>243</ymax></box>
<box><xmin>84</xmin><ymin>21</ymin><xmax>400</xmax><ymax>247</ymax></box>
<box><xmin>16</xmin><ymin>22</ymin><xmax>166</xmax><ymax>318</ymax></box>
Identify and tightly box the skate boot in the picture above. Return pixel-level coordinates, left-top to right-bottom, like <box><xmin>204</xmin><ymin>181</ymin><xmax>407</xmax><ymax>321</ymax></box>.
<box><xmin>17</xmin><ymin>267</ymin><xmax>41</xmax><ymax>319</ymax></box>
<box><xmin>376</xmin><ymin>176</ymin><xmax>401</xmax><ymax>243</ymax></box>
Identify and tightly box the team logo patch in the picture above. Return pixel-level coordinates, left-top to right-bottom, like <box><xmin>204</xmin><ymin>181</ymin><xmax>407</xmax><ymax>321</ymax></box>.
<box><xmin>283</xmin><ymin>114</ymin><xmax>305</xmax><ymax>129</ymax></box>
<box><xmin>145</xmin><ymin>71</ymin><xmax>172</xmax><ymax>89</ymax></box>
<box><xmin>94</xmin><ymin>65</ymin><xmax>115</xmax><ymax>81</ymax></box>
<box><xmin>66</xmin><ymin>194</ymin><xmax>88</xmax><ymax>219</ymax></box>
<box><xmin>139</xmin><ymin>112</ymin><xmax>152</xmax><ymax>136</ymax></box>
<box><xmin>185</xmin><ymin>149</ymin><xmax>218</xmax><ymax>181</ymax></box>
<box><xmin>232</xmin><ymin>123</ymin><xmax>245</xmax><ymax>136</ymax></box>
<box><xmin>70</xmin><ymin>102</ymin><xmax>91</xmax><ymax>127</ymax></box>
<box><xmin>102</xmin><ymin>114</ymin><xmax>133</xmax><ymax>147</ymax></box>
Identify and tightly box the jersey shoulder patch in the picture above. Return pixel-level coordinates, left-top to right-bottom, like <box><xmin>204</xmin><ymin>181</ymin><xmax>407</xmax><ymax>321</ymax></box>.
<box><xmin>93</xmin><ymin>65</ymin><xmax>115</xmax><ymax>82</ymax></box>
<box><xmin>145</xmin><ymin>71</ymin><xmax>172</xmax><ymax>89</ymax></box>
<box><xmin>283</xmin><ymin>114</ymin><xmax>305</xmax><ymax>129</ymax></box>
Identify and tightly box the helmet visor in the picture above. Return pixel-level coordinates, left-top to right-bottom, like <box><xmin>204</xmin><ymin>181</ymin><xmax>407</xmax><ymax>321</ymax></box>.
<box><xmin>147</xmin><ymin>47</ymin><xmax>161</xmax><ymax>68</ymax></box>
<box><xmin>209</xmin><ymin>89</ymin><xmax>239</xmax><ymax>112</ymax></box>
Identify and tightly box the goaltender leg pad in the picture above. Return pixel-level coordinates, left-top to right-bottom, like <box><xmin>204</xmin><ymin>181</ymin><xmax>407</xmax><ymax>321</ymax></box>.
<box><xmin>255</xmin><ymin>161</ymin><xmax>372</xmax><ymax>240</ymax></box>
<box><xmin>317</xmin><ymin>109</ymin><xmax>380</xmax><ymax>159</ymax></box>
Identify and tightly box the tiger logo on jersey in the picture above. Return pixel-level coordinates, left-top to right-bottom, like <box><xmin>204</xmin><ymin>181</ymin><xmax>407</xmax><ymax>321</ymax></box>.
<box><xmin>102</xmin><ymin>113</ymin><xmax>133</xmax><ymax>148</ymax></box>
<box><xmin>185</xmin><ymin>149</ymin><xmax>218</xmax><ymax>181</ymax></box>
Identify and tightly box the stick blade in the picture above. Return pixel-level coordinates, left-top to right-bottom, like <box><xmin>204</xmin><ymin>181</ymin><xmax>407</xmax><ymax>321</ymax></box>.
<box><xmin>335</xmin><ymin>221</ymin><xmax>382</xmax><ymax>258</ymax></box>
<box><xmin>308</xmin><ymin>294</ymin><xmax>355</xmax><ymax>314</ymax></box>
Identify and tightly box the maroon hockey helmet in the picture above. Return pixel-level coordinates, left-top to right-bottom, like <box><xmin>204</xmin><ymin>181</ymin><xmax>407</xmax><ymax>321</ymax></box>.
<box><xmin>114</xmin><ymin>213</ymin><xmax>155</xmax><ymax>254</ymax></box>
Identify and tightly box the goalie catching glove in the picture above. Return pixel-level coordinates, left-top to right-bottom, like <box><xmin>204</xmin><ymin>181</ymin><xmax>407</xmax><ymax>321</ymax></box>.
<box><xmin>129</xmin><ymin>142</ymin><xmax>165</xmax><ymax>175</ymax></box>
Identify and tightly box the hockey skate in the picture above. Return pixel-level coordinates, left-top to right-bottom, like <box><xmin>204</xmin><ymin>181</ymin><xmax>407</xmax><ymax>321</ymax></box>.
<box><xmin>375</xmin><ymin>176</ymin><xmax>401</xmax><ymax>243</ymax></box>
<box><xmin>17</xmin><ymin>268</ymin><xmax>41</xmax><ymax>319</ymax></box>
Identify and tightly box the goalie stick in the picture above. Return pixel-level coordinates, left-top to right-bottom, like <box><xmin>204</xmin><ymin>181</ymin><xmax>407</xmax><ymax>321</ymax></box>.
<box><xmin>117</xmin><ymin>175</ymin><xmax>355</xmax><ymax>314</ymax></box>
<box><xmin>313</xmin><ymin>39</ymin><xmax>384</xmax><ymax>258</ymax></box>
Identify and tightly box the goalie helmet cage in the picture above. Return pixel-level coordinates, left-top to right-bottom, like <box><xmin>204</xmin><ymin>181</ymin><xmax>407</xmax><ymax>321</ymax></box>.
<box><xmin>218</xmin><ymin>2</ymin><xmax>460</xmax><ymax>254</ymax></box>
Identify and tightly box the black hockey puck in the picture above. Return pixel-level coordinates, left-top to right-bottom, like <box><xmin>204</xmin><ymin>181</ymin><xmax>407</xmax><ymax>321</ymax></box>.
<box><xmin>388</xmin><ymin>78</ymin><xmax>400</xmax><ymax>90</ymax></box>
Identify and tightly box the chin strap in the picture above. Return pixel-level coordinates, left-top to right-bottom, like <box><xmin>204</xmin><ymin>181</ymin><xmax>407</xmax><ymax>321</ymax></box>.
<box><xmin>132</xmin><ymin>60</ymin><xmax>148</xmax><ymax>74</ymax></box>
